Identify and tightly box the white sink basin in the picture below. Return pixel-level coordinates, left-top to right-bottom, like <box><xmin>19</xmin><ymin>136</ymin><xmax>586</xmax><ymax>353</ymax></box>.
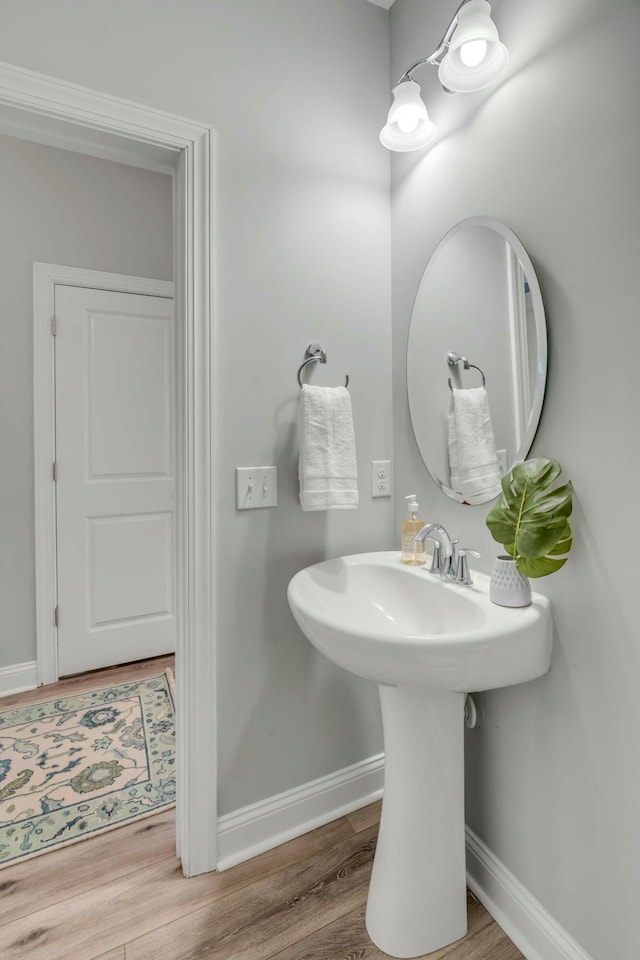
<box><xmin>287</xmin><ymin>552</ymin><xmax>552</xmax><ymax>959</ymax></box>
<box><xmin>287</xmin><ymin>551</ymin><xmax>551</xmax><ymax>692</ymax></box>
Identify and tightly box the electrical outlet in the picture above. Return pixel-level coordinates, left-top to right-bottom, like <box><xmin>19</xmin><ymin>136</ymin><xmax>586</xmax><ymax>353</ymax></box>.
<box><xmin>236</xmin><ymin>466</ymin><xmax>277</xmax><ymax>509</ymax></box>
<box><xmin>371</xmin><ymin>460</ymin><xmax>392</xmax><ymax>499</ymax></box>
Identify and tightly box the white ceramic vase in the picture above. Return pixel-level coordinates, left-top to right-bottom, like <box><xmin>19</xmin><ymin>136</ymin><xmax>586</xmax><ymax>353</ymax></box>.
<box><xmin>490</xmin><ymin>555</ymin><xmax>532</xmax><ymax>607</ymax></box>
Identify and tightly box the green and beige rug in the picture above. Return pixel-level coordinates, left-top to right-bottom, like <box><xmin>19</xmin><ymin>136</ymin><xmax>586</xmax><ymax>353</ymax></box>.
<box><xmin>0</xmin><ymin>670</ymin><xmax>175</xmax><ymax>868</ymax></box>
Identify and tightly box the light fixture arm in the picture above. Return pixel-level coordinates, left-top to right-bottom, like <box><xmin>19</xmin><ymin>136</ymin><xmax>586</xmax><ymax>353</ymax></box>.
<box><xmin>398</xmin><ymin>0</ymin><xmax>469</xmax><ymax>83</ymax></box>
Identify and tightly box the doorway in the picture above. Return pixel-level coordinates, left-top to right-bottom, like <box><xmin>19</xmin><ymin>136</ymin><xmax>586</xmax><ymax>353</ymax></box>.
<box><xmin>1</xmin><ymin>60</ymin><xmax>216</xmax><ymax>876</ymax></box>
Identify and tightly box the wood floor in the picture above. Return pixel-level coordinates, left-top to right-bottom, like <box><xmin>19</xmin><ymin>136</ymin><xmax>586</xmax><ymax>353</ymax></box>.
<box><xmin>0</xmin><ymin>658</ymin><xmax>524</xmax><ymax>960</ymax></box>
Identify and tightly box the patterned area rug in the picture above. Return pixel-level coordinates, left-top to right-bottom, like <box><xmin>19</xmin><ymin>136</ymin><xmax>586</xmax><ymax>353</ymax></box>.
<box><xmin>0</xmin><ymin>670</ymin><xmax>175</xmax><ymax>868</ymax></box>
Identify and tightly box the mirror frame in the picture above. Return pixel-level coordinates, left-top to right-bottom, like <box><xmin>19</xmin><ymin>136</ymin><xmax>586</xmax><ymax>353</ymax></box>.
<box><xmin>407</xmin><ymin>216</ymin><xmax>548</xmax><ymax>504</ymax></box>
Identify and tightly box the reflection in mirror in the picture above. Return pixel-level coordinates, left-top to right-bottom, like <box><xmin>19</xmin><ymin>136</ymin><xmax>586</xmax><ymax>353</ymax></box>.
<box><xmin>407</xmin><ymin>217</ymin><xmax>547</xmax><ymax>505</ymax></box>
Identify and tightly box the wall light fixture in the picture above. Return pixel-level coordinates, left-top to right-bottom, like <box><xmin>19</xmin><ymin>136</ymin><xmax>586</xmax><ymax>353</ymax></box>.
<box><xmin>380</xmin><ymin>0</ymin><xmax>508</xmax><ymax>152</ymax></box>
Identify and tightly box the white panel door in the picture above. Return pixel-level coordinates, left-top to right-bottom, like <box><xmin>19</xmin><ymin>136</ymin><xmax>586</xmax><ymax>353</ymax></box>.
<box><xmin>55</xmin><ymin>285</ymin><xmax>175</xmax><ymax>676</ymax></box>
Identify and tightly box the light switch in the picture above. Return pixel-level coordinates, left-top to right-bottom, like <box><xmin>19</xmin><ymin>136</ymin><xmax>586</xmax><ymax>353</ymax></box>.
<box><xmin>236</xmin><ymin>466</ymin><xmax>277</xmax><ymax>509</ymax></box>
<box><xmin>371</xmin><ymin>460</ymin><xmax>392</xmax><ymax>498</ymax></box>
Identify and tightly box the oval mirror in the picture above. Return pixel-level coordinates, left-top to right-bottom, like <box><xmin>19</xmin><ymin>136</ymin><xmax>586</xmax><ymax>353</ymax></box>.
<box><xmin>407</xmin><ymin>216</ymin><xmax>547</xmax><ymax>504</ymax></box>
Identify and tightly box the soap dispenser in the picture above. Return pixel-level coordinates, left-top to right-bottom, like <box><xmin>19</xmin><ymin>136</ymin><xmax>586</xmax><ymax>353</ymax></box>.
<box><xmin>401</xmin><ymin>495</ymin><xmax>426</xmax><ymax>566</ymax></box>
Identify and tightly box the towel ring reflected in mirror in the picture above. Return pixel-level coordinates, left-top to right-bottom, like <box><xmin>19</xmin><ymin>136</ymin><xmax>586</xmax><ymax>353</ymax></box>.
<box><xmin>447</xmin><ymin>351</ymin><xmax>486</xmax><ymax>391</ymax></box>
<box><xmin>296</xmin><ymin>342</ymin><xmax>349</xmax><ymax>389</ymax></box>
<box><xmin>407</xmin><ymin>216</ymin><xmax>548</xmax><ymax>505</ymax></box>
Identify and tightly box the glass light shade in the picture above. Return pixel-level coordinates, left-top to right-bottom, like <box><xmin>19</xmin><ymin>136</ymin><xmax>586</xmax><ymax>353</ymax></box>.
<box><xmin>380</xmin><ymin>81</ymin><xmax>436</xmax><ymax>152</ymax></box>
<box><xmin>438</xmin><ymin>0</ymin><xmax>508</xmax><ymax>93</ymax></box>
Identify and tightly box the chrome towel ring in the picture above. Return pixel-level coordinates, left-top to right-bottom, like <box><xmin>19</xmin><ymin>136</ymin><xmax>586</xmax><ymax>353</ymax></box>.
<box><xmin>297</xmin><ymin>342</ymin><xmax>349</xmax><ymax>389</ymax></box>
<box><xmin>447</xmin><ymin>351</ymin><xmax>486</xmax><ymax>391</ymax></box>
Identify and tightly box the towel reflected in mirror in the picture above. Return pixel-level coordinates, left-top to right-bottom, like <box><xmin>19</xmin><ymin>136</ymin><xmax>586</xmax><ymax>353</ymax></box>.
<box><xmin>448</xmin><ymin>387</ymin><xmax>502</xmax><ymax>503</ymax></box>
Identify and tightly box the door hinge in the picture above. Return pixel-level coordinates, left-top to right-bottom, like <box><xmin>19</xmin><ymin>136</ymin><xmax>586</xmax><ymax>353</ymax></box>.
<box><xmin>54</xmin><ymin>606</ymin><xmax>59</xmax><ymax>628</ymax></box>
<box><xmin>51</xmin><ymin>316</ymin><xmax>57</xmax><ymax>336</ymax></box>
<box><xmin>52</xmin><ymin>462</ymin><xmax>57</xmax><ymax>482</ymax></box>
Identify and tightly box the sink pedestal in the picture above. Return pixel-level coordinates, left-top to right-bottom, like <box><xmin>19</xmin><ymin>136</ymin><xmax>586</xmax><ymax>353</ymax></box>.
<box><xmin>365</xmin><ymin>685</ymin><xmax>467</xmax><ymax>959</ymax></box>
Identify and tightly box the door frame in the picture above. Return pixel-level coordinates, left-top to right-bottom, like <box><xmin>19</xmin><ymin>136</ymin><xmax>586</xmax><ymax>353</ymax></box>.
<box><xmin>1</xmin><ymin>61</ymin><xmax>216</xmax><ymax>877</ymax></box>
<box><xmin>33</xmin><ymin>264</ymin><xmax>175</xmax><ymax>680</ymax></box>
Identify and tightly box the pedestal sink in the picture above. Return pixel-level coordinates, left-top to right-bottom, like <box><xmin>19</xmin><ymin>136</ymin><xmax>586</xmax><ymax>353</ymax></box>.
<box><xmin>287</xmin><ymin>551</ymin><xmax>552</xmax><ymax>959</ymax></box>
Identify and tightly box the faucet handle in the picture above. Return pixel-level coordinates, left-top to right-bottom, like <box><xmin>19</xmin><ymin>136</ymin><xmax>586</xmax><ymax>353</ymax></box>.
<box><xmin>425</xmin><ymin>537</ymin><xmax>445</xmax><ymax>575</ymax></box>
<box><xmin>453</xmin><ymin>548</ymin><xmax>481</xmax><ymax>586</ymax></box>
<box><xmin>447</xmin><ymin>539</ymin><xmax>460</xmax><ymax>577</ymax></box>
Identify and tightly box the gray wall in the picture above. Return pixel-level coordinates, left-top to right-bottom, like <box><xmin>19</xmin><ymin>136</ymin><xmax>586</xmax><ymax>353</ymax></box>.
<box><xmin>389</xmin><ymin>1</ymin><xmax>639</xmax><ymax>957</ymax></box>
<box><xmin>0</xmin><ymin>0</ymin><xmax>391</xmax><ymax>814</ymax></box>
<box><xmin>0</xmin><ymin>133</ymin><xmax>173</xmax><ymax>670</ymax></box>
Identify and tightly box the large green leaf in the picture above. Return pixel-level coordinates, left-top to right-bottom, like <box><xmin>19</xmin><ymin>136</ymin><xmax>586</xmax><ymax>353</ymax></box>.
<box><xmin>516</xmin><ymin>554</ymin><xmax>568</xmax><ymax>578</ymax></box>
<box><xmin>516</xmin><ymin>522</ymin><xmax>572</xmax><ymax>577</ymax></box>
<box><xmin>486</xmin><ymin>459</ymin><xmax>573</xmax><ymax>578</ymax></box>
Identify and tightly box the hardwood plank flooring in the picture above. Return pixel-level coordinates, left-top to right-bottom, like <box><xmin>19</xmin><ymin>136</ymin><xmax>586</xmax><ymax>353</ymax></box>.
<box><xmin>0</xmin><ymin>809</ymin><xmax>176</xmax><ymax>925</ymax></box>
<box><xmin>0</xmin><ymin>654</ymin><xmax>175</xmax><ymax>710</ymax></box>
<box><xmin>346</xmin><ymin>799</ymin><xmax>382</xmax><ymax>833</ymax></box>
<box><xmin>0</xmin><ymin>817</ymin><xmax>359</xmax><ymax>960</ymax></box>
<box><xmin>267</xmin><ymin>894</ymin><xmax>497</xmax><ymax>960</ymax></box>
<box><xmin>126</xmin><ymin>825</ymin><xmax>377</xmax><ymax>960</ymax></box>
<box><xmin>0</xmin><ymin>658</ymin><xmax>524</xmax><ymax>960</ymax></box>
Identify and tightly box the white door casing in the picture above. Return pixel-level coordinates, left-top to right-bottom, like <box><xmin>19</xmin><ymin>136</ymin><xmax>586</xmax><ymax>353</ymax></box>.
<box><xmin>54</xmin><ymin>285</ymin><xmax>176</xmax><ymax>676</ymax></box>
<box><xmin>14</xmin><ymin>56</ymin><xmax>217</xmax><ymax>878</ymax></box>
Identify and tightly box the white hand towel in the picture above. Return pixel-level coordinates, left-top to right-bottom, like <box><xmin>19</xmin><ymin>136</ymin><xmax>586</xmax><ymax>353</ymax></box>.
<box><xmin>299</xmin><ymin>384</ymin><xmax>358</xmax><ymax>511</ymax></box>
<box><xmin>448</xmin><ymin>387</ymin><xmax>502</xmax><ymax>502</ymax></box>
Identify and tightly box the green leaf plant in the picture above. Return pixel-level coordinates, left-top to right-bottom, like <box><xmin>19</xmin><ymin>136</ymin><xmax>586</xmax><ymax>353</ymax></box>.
<box><xmin>486</xmin><ymin>458</ymin><xmax>573</xmax><ymax>578</ymax></box>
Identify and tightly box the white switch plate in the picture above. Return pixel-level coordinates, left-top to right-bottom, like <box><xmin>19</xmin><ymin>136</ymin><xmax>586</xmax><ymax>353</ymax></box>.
<box><xmin>371</xmin><ymin>460</ymin><xmax>392</xmax><ymax>498</ymax></box>
<box><xmin>236</xmin><ymin>466</ymin><xmax>278</xmax><ymax>509</ymax></box>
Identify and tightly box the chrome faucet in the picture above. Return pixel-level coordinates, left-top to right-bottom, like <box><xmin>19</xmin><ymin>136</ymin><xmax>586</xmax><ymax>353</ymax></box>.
<box><xmin>414</xmin><ymin>523</ymin><xmax>479</xmax><ymax>585</ymax></box>
<box><xmin>414</xmin><ymin>523</ymin><xmax>454</xmax><ymax>577</ymax></box>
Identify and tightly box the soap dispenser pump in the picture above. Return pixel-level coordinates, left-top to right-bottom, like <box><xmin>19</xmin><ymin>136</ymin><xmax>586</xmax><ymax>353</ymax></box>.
<box><xmin>401</xmin><ymin>495</ymin><xmax>426</xmax><ymax>566</ymax></box>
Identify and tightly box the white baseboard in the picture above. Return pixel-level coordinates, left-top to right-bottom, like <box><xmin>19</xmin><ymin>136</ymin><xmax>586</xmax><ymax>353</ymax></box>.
<box><xmin>466</xmin><ymin>826</ymin><xmax>593</xmax><ymax>960</ymax></box>
<box><xmin>217</xmin><ymin>753</ymin><xmax>385</xmax><ymax>871</ymax></box>
<box><xmin>0</xmin><ymin>661</ymin><xmax>38</xmax><ymax>698</ymax></box>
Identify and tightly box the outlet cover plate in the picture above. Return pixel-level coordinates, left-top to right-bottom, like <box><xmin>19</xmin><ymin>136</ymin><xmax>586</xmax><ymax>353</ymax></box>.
<box><xmin>371</xmin><ymin>460</ymin><xmax>392</xmax><ymax>498</ymax></box>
